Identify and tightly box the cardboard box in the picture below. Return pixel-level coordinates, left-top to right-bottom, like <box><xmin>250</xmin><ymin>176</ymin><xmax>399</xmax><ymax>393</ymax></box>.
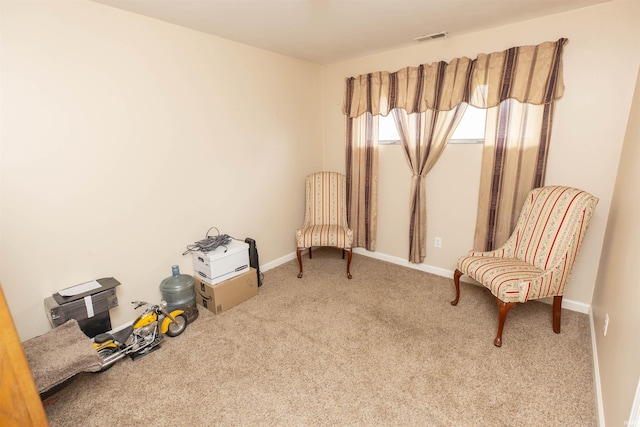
<box><xmin>194</xmin><ymin>268</ymin><xmax>258</xmax><ymax>315</ymax></box>
<box><xmin>192</xmin><ymin>239</ymin><xmax>250</xmax><ymax>285</ymax></box>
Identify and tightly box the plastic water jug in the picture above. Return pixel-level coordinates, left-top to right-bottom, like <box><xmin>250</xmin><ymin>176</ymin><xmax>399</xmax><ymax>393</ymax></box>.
<box><xmin>159</xmin><ymin>265</ymin><xmax>198</xmax><ymax>324</ymax></box>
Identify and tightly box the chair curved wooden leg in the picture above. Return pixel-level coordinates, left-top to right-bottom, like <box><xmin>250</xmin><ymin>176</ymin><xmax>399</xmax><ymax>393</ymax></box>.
<box><xmin>494</xmin><ymin>298</ymin><xmax>516</xmax><ymax>347</ymax></box>
<box><xmin>296</xmin><ymin>248</ymin><xmax>304</xmax><ymax>278</ymax></box>
<box><xmin>451</xmin><ymin>269</ymin><xmax>462</xmax><ymax>306</ymax></box>
<box><xmin>309</xmin><ymin>247</ymin><xmax>312</xmax><ymax>259</ymax></box>
<box><xmin>346</xmin><ymin>249</ymin><xmax>353</xmax><ymax>279</ymax></box>
<box><xmin>553</xmin><ymin>295</ymin><xmax>563</xmax><ymax>334</ymax></box>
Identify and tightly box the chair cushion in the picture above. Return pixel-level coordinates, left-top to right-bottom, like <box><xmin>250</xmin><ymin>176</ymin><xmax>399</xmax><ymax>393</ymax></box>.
<box><xmin>296</xmin><ymin>225</ymin><xmax>353</xmax><ymax>248</ymax></box>
<box><xmin>458</xmin><ymin>256</ymin><xmax>544</xmax><ymax>303</ymax></box>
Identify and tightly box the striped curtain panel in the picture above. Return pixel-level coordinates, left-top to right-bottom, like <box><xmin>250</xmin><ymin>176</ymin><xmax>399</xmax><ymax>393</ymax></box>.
<box><xmin>474</xmin><ymin>101</ymin><xmax>555</xmax><ymax>251</ymax></box>
<box><xmin>345</xmin><ymin>112</ymin><xmax>378</xmax><ymax>250</ymax></box>
<box><xmin>472</xmin><ymin>37</ymin><xmax>567</xmax><ymax>251</ymax></box>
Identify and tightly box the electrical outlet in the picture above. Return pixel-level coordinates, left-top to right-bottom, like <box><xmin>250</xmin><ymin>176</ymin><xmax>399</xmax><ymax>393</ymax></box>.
<box><xmin>604</xmin><ymin>313</ymin><xmax>609</xmax><ymax>336</ymax></box>
<box><xmin>434</xmin><ymin>237</ymin><xmax>442</xmax><ymax>248</ymax></box>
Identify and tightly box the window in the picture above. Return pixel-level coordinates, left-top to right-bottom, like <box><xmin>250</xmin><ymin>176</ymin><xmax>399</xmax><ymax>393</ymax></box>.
<box><xmin>449</xmin><ymin>106</ymin><xmax>486</xmax><ymax>144</ymax></box>
<box><xmin>378</xmin><ymin>106</ymin><xmax>486</xmax><ymax>145</ymax></box>
<box><xmin>378</xmin><ymin>114</ymin><xmax>401</xmax><ymax>145</ymax></box>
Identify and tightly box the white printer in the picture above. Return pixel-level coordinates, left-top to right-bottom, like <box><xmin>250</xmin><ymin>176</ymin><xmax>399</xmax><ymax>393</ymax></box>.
<box><xmin>192</xmin><ymin>239</ymin><xmax>249</xmax><ymax>285</ymax></box>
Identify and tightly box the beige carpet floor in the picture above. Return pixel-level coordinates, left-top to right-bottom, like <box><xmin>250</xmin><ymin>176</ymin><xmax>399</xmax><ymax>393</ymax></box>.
<box><xmin>42</xmin><ymin>248</ymin><xmax>596</xmax><ymax>426</ymax></box>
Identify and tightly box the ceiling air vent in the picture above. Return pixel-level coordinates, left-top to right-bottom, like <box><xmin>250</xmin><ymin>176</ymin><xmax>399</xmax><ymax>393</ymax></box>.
<box><xmin>413</xmin><ymin>31</ymin><xmax>448</xmax><ymax>42</ymax></box>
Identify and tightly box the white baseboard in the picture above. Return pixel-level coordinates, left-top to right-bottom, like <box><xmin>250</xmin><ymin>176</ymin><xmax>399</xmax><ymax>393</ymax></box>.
<box><xmin>560</xmin><ymin>298</ymin><xmax>590</xmax><ymax>314</ymax></box>
<box><xmin>589</xmin><ymin>306</ymin><xmax>605</xmax><ymax>427</ymax></box>
<box><xmin>352</xmin><ymin>247</ymin><xmax>455</xmax><ymax>277</ymax></box>
<box><xmin>261</xmin><ymin>252</ymin><xmax>297</xmax><ymax>273</ymax></box>
<box><xmin>629</xmin><ymin>379</ymin><xmax>640</xmax><ymax>427</ymax></box>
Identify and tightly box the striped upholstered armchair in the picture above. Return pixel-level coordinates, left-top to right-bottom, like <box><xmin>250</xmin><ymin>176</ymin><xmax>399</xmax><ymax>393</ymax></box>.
<box><xmin>296</xmin><ymin>172</ymin><xmax>353</xmax><ymax>279</ymax></box>
<box><xmin>452</xmin><ymin>186</ymin><xmax>598</xmax><ymax>347</ymax></box>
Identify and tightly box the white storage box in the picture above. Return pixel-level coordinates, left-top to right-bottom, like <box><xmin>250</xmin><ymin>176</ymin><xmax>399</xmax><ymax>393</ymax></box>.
<box><xmin>192</xmin><ymin>239</ymin><xmax>250</xmax><ymax>285</ymax></box>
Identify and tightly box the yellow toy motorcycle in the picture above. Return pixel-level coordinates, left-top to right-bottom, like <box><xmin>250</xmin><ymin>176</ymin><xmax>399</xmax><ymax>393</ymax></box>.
<box><xmin>93</xmin><ymin>300</ymin><xmax>187</xmax><ymax>371</ymax></box>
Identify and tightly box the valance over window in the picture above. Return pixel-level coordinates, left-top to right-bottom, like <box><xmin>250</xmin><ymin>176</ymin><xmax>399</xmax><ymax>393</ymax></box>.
<box><xmin>344</xmin><ymin>38</ymin><xmax>567</xmax><ymax>118</ymax></box>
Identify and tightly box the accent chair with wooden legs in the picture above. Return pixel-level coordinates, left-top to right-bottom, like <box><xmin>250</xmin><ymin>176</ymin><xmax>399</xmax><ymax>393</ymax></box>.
<box><xmin>295</xmin><ymin>172</ymin><xmax>353</xmax><ymax>279</ymax></box>
<box><xmin>452</xmin><ymin>186</ymin><xmax>598</xmax><ymax>347</ymax></box>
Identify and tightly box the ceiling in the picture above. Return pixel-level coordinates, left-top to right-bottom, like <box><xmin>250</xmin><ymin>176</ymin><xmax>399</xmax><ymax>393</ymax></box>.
<box><xmin>91</xmin><ymin>0</ymin><xmax>612</xmax><ymax>64</ymax></box>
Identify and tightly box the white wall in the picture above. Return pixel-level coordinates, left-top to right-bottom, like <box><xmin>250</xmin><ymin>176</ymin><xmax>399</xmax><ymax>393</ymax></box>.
<box><xmin>0</xmin><ymin>0</ymin><xmax>323</xmax><ymax>340</ymax></box>
<box><xmin>320</xmin><ymin>0</ymin><xmax>640</xmax><ymax>308</ymax></box>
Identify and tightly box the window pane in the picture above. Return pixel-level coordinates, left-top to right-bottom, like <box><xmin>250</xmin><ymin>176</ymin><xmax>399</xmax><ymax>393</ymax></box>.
<box><xmin>379</xmin><ymin>114</ymin><xmax>400</xmax><ymax>142</ymax></box>
<box><xmin>451</xmin><ymin>106</ymin><xmax>486</xmax><ymax>140</ymax></box>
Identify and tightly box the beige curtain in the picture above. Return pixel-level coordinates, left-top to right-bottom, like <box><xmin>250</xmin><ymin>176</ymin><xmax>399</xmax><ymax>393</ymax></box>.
<box><xmin>474</xmin><ymin>100</ymin><xmax>555</xmax><ymax>251</ymax></box>
<box><xmin>346</xmin><ymin>112</ymin><xmax>378</xmax><ymax>250</ymax></box>
<box><xmin>344</xmin><ymin>38</ymin><xmax>568</xmax><ymax>259</ymax></box>
<box><xmin>393</xmin><ymin>106</ymin><xmax>467</xmax><ymax>262</ymax></box>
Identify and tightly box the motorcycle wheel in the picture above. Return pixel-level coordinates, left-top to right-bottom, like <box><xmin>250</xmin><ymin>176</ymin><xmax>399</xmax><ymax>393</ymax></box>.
<box><xmin>166</xmin><ymin>314</ymin><xmax>187</xmax><ymax>337</ymax></box>
<box><xmin>96</xmin><ymin>347</ymin><xmax>117</xmax><ymax>373</ymax></box>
